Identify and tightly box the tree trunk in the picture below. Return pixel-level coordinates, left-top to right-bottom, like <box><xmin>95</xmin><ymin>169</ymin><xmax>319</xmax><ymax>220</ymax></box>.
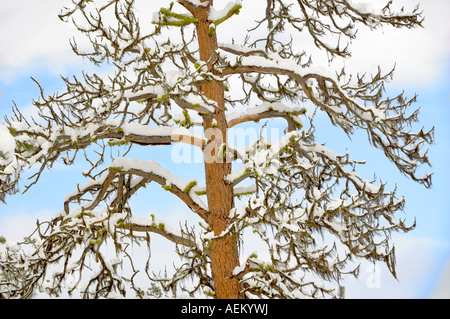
<box><xmin>195</xmin><ymin>1</ymin><xmax>241</xmax><ymax>299</ymax></box>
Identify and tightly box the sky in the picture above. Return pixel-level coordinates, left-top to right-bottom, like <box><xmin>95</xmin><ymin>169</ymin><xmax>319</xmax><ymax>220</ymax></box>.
<box><xmin>0</xmin><ymin>0</ymin><xmax>449</xmax><ymax>299</ymax></box>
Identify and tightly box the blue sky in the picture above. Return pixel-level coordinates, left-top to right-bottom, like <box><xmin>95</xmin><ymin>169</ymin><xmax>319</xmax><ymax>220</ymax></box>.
<box><xmin>0</xmin><ymin>0</ymin><xmax>449</xmax><ymax>298</ymax></box>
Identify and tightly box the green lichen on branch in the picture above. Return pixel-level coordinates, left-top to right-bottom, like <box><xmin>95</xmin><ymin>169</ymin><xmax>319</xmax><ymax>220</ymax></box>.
<box><xmin>195</xmin><ymin>189</ymin><xmax>207</xmax><ymax>196</ymax></box>
<box><xmin>108</xmin><ymin>166</ymin><xmax>123</xmax><ymax>173</ymax></box>
<box><xmin>17</xmin><ymin>140</ymin><xmax>37</xmax><ymax>152</ymax></box>
<box><xmin>157</xmin><ymin>94</ymin><xmax>170</xmax><ymax>103</ymax></box>
<box><xmin>89</xmin><ymin>229</ymin><xmax>106</xmax><ymax>245</ymax></box>
<box><xmin>174</xmin><ymin>110</ymin><xmax>192</xmax><ymax>128</ymax></box>
<box><xmin>108</xmin><ymin>137</ymin><xmax>130</xmax><ymax>147</ymax></box>
<box><xmin>8</xmin><ymin>127</ymin><xmax>18</xmax><ymax>137</ymax></box>
<box><xmin>183</xmin><ymin>180</ymin><xmax>197</xmax><ymax>193</ymax></box>
<box><xmin>153</xmin><ymin>5</ymin><xmax>198</xmax><ymax>27</ymax></box>
<box><xmin>150</xmin><ymin>222</ymin><xmax>165</xmax><ymax>232</ymax></box>
<box><xmin>213</xmin><ymin>4</ymin><xmax>242</xmax><ymax>27</ymax></box>
<box><xmin>234</xmin><ymin>189</ymin><xmax>256</xmax><ymax>197</ymax></box>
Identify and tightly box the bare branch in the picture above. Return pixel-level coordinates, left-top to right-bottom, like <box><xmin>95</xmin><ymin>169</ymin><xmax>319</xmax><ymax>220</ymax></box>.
<box><xmin>119</xmin><ymin>220</ymin><xmax>195</xmax><ymax>248</ymax></box>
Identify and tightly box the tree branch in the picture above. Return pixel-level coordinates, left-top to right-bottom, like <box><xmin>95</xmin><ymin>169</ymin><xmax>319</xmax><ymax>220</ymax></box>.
<box><xmin>119</xmin><ymin>218</ymin><xmax>196</xmax><ymax>248</ymax></box>
<box><xmin>64</xmin><ymin>157</ymin><xmax>209</xmax><ymax>223</ymax></box>
<box><xmin>226</xmin><ymin>103</ymin><xmax>306</xmax><ymax>131</ymax></box>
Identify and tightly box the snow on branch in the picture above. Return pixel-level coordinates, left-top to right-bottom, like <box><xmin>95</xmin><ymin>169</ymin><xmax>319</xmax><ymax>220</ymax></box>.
<box><xmin>57</xmin><ymin>206</ymin><xmax>195</xmax><ymax>249</ymax></box>
<box><xmin>226</xmin><ymin>101</ymin><xmax>306</xmax><ymax>131</ymax></box>
<box><xmin>64</xmin><ymin>157</ymin><xmax>209</xmax><ymax>221</ymax></box>
<box><xmin>152</xmin><ymin>4</ymin><xmax>198</xmax><ymax>27</ymax></box>
<box><xmin>225</xmin><ymin>128</ymin><xmax>413</xmax><ymax>297</ymax></box>
<box><xmin>56</xmin><ymin>0</ymin><xmax>219</xmax><ymax>126</ymax></box>
<box><xmin>219</xmin><ymin>48</ymin><xmax>433</xmax><ymax>188</ymax></box>
<box><xmin>0</xmin><ymin>204</ymin><xmax>196</xmax><ymax>298</ymax></box>
<box><xmin>0</xmin><ymin>117</ymin><xmax>207</xmax><ymax>202</ymax></box>
<box><xmin>258</xmin><ymin>0</ymin><xmax>423</xmax><ymax>58</ymax></box>
<box><xmin>1</xmin><ymin>154</ymin><xmax>208</xmax><ymax>298</ymax></box>
<box><xmin>208</xmin><ymin>0</ymin><xmax>242</xmax><ymax>34</ymax></box>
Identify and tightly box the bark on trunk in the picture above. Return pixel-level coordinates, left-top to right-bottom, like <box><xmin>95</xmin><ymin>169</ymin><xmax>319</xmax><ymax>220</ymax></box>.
<box><xmin>194</xmin><ymin>1</ymin><xmax>241</xmax><ymax>299</ymax></box>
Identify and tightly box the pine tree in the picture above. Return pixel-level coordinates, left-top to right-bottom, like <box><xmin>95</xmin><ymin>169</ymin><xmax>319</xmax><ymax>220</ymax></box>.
<box><xmin>0</xmin><ymin>0</ymin><xmax>433</xmax><ymax>299</ymax></box>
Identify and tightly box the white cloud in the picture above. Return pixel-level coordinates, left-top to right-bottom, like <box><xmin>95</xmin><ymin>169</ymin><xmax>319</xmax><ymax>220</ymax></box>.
<box><xmin>0</xmin><ymin>210</ymin><xmax>54</xmax><ymax>242</ymax></box>
<box><xmin>0</xmin><ymin>0</ymin><xmax>82</xmax><ymax>82</ymax></box>
<box><xmin>344</xmin><ymin>236</ymin><xmax>450</xmax><ymax>298</ymax></box>
<box><xmin>343</xmin><ymin>0</ymin><xmax>450</xmax><ymax>86</ymax></box>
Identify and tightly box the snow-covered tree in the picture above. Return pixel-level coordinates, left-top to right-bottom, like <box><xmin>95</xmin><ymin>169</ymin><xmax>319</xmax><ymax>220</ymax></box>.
<box><xmin>0</xmin><ymin>0</ymin><xmax>433</xmax><ymax>299</ymax></box>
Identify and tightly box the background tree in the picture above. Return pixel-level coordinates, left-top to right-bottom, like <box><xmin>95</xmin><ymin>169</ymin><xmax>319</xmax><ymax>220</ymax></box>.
<box><xmin>0</xmin><ymin>0</ymin><xmax>432</xmax><ymax>299</ymax></box>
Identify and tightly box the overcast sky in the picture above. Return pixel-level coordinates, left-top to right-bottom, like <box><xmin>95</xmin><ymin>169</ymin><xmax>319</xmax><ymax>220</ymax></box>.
<box><xmin>0</xmin><ymin>0</ymin><xmax>449</xmax><ymax>298</ymax></box>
